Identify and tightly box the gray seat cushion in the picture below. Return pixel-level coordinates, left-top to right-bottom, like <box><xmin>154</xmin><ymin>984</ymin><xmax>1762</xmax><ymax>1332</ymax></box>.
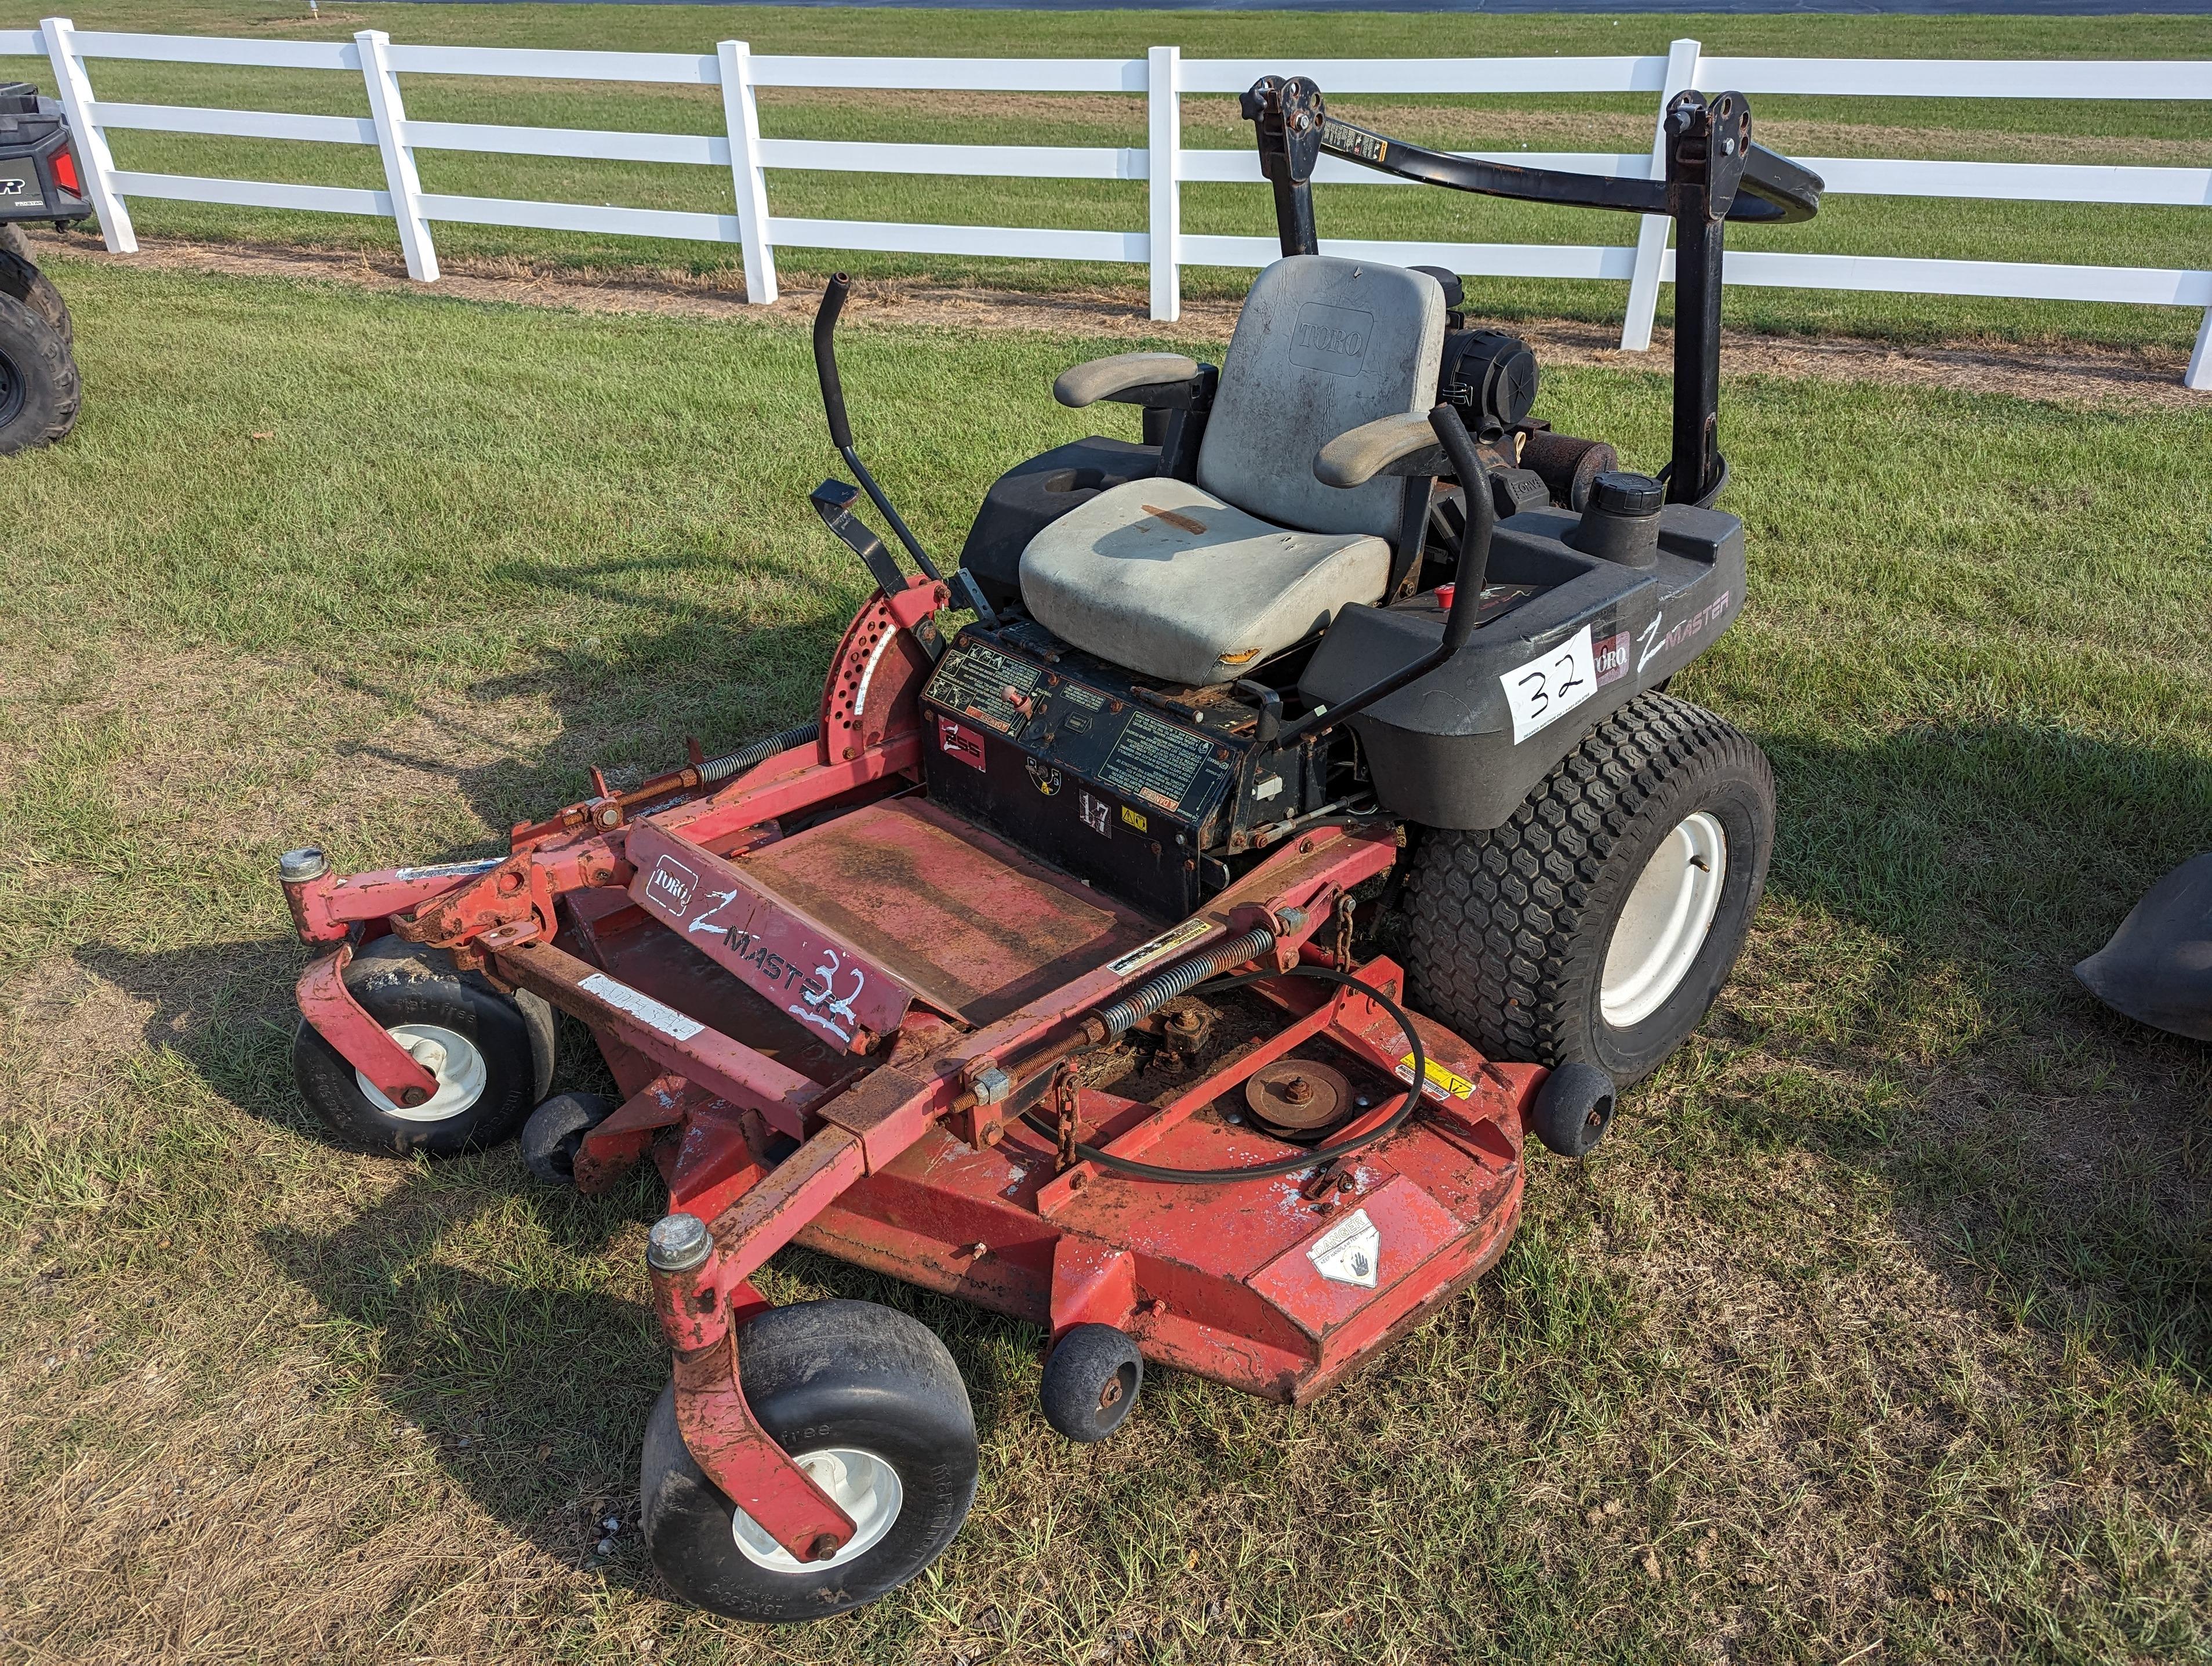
<box><xmin>1016</xmin><ymin>255</ymin><xmax>1444</xmax><ymax>685</ymax></box>
<box><xmin>1198</xmin><ymin>256</ymin><xmax>1447</xmax><ymax>540</ymax></box>
<box><xmin>1019</xmin><ymin>477</ymin><xmax>1390</xmax><ymax>688</ymax></box>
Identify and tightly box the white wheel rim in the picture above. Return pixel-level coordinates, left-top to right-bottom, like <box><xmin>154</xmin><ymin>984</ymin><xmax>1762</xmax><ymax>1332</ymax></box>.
<box><xmin>731</xmin><ymin>1447</ymin><xmax>903</xmax><ymax>1573</ymax></box>
<box><xmin>355</xmin><ymin>1023</ymin><xmax>488</xmax><ymax>1123</ymax></box>
<box><xmin>1601</xmin><ymin>811</ymin><xmax>1728</xmax><ymax>1029</ymax></box>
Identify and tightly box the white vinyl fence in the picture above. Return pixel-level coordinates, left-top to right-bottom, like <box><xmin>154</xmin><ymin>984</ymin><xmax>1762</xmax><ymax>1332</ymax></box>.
<box><xmin>4</xmin><ymin>19</ymin><xmax>2208</xmax><ymax>387</ymax></box>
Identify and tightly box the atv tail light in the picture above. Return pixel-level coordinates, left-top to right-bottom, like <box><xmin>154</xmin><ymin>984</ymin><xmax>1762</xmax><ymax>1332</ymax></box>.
<box><xmin>51</xmin><ymin>148</ymin><xmax>79</xmax><ymax>194</ymax></box>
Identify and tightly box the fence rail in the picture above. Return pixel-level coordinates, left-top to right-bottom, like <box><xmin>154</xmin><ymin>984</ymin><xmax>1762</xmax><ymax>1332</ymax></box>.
<box><xmin>3</xmin><ymin>19</ymin><xmax>2207</xmax><ymax>386</ymax></box>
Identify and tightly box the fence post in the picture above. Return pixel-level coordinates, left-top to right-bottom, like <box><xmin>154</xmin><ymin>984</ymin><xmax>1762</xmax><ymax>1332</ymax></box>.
<box><xmin>355</xmin><ymin>30</ymin><xmax>437</xmax><ymax>281</ymax></box>
<box><xmin>718</xmin><ymin>39</ymin><xmax>778</xmax><ymax>305</ymax></box>
<box><xmin>1619</xmin><ymin>37</ymin><xmax>1701</xmax><ymax>353</ymax></box>
<box><xmin>2190</xmin><ymin>306</ymin><xmax>2211</xmax><ymax>391</ymax></box>
<box><xmin>39</xmin><ymin>17</ymin><xmax>134</xmax><ymax>253</ymax></box>
<box><xmin>1147</xmin><ymin>45</ymin><xmax>1181</xmax><ymax>324</ymax></box>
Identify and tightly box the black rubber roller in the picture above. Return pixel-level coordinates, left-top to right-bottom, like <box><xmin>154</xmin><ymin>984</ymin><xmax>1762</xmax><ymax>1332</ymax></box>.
<box><xmin>1041</xmin><ymin>1325</ymin><xmax>1143</xmax><ymax>1442</ymax></box>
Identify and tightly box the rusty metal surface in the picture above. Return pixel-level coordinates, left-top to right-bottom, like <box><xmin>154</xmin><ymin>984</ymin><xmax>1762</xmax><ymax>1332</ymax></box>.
<box><xmin>295</xmin><ymin>944</ymin><xmax>440</xmax><ymax>1105</ymax></box>
<box><xmin>626</xmin><ymin>816</ymin><xmax>918</xmax><ymax>1051</ymax></box>
<box><xmin>1245</xmin><ymin>1058</ymin><xmax>1353</xmax><ymax>1133</ymax></box>
<box><xmin>494</xmin><ymin>938</ymin><xmax>824</xmax><ymax>1139</ymax></box>
<box><xmin>671</xmin><ymin>1333</ymin><xmax>856</xmax><ymax>1562</ymax></box>
<box><xmin>820</xmin><ymin>579</ymin><xmax>940</xmax><ymax>765</ymax></box>
<box><xmin>736</xmin><ymin>798</ymin><xmax>1148</xmax><ymax>1026</ymax></box>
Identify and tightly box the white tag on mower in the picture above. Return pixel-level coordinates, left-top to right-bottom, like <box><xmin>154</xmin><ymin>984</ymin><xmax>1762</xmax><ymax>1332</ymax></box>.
<box><xmin>1500</xmin><ymin>623</ymin><xmax>1597</xmax><ymax>745</ymax></box>
<box><xmin>1306</xmin><ymin>1208</ymin><xmax>1381</xmax><ymax>1288</ymax></box>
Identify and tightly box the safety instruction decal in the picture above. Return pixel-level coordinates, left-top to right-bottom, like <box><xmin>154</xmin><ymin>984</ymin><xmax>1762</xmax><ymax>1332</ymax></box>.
<box><xmin>1395</xmin><ymin>1053</ymin><xmax>1476</xmax><ymax>1101</ymax></box>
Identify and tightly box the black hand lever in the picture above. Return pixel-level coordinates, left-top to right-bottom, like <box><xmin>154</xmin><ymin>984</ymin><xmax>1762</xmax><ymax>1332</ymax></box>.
<box><xmin>812</xmin><ymin>274</ymin><xmax>999</xmax><ymax>623</ymax></box>
<box><xmin>1269</xmin><ymin>405</ymin><xmax>1497</xmax><ymax>750</ymax></box>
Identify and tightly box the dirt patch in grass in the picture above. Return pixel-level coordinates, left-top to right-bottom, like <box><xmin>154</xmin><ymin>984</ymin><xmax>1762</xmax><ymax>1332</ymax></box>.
<box><xmin>28</xmin><ymin>228</ymin><xmax>2204</xmax><ymax>412</ymax></box>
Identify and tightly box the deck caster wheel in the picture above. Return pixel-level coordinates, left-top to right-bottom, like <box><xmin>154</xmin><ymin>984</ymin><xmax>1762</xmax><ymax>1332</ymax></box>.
<box><xmin>1404</xmin><ymin>691</ymin><xmax>1774</xmax><ymax>1090</ymax></box>
<box><xmin>641</xmin><ymin>1300</ymin><xmax>978</xmax><ymax>1623</ymax></box>
<box><xmin>520</xmin><ymin>1090</ymin><xmax>615</xmax><ymax>1185</ymax></box>
<box><xmin>1527</xmin><ymin>1060</ymin><xmax>1617</xmax><ymax>1159</ymax></box>
<box><xmin>290</xmin><ymin>939</ymin><xmax>541</xmax><ymax>1157</ymax></box>
<box><xmin>1040</xmin><ymin>1324</ymin><xmax>1142</xmax><ymax>1443</ymax></box>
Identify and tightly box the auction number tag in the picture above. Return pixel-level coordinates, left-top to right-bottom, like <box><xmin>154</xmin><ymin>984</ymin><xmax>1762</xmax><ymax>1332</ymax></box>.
<box><xmin>1501</xmin><ymin>625</ymin><xmax>1597</xmax><ymax>745</ymax></box>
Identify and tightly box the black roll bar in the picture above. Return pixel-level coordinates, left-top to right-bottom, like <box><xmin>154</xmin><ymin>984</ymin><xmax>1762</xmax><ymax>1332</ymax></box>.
<box><xmin>1239</xmin><ymin>77</ymin><xmax>1823</xmax><ymax>508</ymax></box>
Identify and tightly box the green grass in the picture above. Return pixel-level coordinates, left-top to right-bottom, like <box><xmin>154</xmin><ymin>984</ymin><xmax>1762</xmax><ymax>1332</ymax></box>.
<box><xmin>2</xmin><ymin>257</ymin><xmax>2209</xmax><ymax>1663</ymax></box>
<box><xmin>2</xmin><ymin>3</ymin><xmax>2210</xmax><ymax>351</ymax></box>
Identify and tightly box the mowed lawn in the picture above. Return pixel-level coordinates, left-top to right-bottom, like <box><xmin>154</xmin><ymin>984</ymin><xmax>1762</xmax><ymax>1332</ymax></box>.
<box><xmin>2</xmin><ymin>259</ymin><xmax>2210</xmax><ymax>1664</ymax></box>
<box><xmin>2</xmin><ymin>3</ymin><xmax>2211</xmax><ymax>352</ymax></box>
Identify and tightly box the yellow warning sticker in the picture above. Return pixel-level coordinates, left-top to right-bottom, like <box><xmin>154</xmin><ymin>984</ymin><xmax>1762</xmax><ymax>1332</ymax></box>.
<box><xmin>1107</xmin><ymin>918</ymin><xmax>1214</xmax><ymax>979</ymax></box>
<box><xmin>1396</xmin><ymin>1053</ymin><xmax>1475</xmax><ymax>1101</ymax></box>
<box><xmin>1120</xmin><ymin>805</ymin><xmax>1149</xmax><ymax>833</ymax></box>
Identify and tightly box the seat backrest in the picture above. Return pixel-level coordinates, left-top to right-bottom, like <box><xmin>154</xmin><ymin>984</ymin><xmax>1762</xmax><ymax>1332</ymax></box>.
<box><xmin>1197</xmin><ymin>256</ymin><xmax>1446</xmax><ymax>540</ymax></box>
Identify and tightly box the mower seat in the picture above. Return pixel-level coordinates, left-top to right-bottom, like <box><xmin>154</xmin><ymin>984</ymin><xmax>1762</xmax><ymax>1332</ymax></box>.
<box><xmin>1019</xmin><ymin>256</ymin><xmax>1447</xmax><ymax>686</ymax></box>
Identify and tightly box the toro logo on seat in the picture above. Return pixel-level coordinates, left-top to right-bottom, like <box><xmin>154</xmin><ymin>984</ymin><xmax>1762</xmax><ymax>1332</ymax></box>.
<box><xmin>1289</xmin><ymin>302</ymin><xmax>1374</xmax><ymax>376</ymax></box>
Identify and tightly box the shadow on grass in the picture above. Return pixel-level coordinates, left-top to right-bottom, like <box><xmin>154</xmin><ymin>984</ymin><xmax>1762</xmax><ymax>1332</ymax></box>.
<box><xmin>247</xmin><ymin>1167</ymin><xmax>1024</xmax><ymax>1600</ymax></box>
<box><xmin>1749</xmin><ymin>715</ymin><xmax>2212</xmax><ymax>1374</ymax></box>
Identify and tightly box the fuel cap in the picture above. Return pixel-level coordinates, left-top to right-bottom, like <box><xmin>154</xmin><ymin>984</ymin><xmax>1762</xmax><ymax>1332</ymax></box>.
<box><xmin>1591</xmin><ymin>471</ymin><xmax>1663</xmax><ymax>517</ymax></box>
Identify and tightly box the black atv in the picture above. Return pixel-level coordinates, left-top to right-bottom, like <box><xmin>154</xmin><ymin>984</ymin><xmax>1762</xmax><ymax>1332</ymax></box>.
<box><xmin>1</xmin><ymin>80</ymin><xmax>90</xmax><ymax>455</ymax></box>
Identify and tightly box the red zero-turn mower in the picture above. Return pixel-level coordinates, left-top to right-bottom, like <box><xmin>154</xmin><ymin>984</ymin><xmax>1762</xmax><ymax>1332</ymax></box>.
<box><xmin>281</xmin><ymin>81</ymin><xmax>1821</xmax><ymax>1621</ymax></box>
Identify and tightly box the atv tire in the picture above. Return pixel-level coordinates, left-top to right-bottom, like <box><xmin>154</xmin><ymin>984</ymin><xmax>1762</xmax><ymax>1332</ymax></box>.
<box><xmin>0</xmin><ymin>288</ymin><xmax>78</xmax><ymax>455</ymax></box>
<box><xmin>1404</xmin><ymin>691</ymin><xmax>1773</xmax><ymax>1090</ymax></box>
<box><xmin>0</xmin><ymin>248</ymin><xmax>70</xmax><ymax>344</ymax></box>
<box><xmin>0</xmin><ymin>223</ymin><xmax>28</xmax><ymax>263</ymax></box>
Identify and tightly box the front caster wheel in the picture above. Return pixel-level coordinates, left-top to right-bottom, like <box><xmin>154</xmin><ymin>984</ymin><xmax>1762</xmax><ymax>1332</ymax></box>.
<box><xmin>641</xmin><ymin>1300</ymin><xmax>978</xmax><ymax>1623</ymax></box>
<box><xmin>290</xmin><ymin>938</ymin><xmax>543</xmax><ymax>1156</ymax></box>
<box><xmin>1040</xmin><ymin>1324</ymin><xmax>1142</xmax><ymax>1443</ymax></box>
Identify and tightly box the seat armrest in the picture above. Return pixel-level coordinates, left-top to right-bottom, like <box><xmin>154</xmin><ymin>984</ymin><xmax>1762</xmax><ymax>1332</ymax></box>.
<box><xmin>1054</xmin><ymin>351</ymin><xmax>1203</xmax><ymax>409</ymax></box>
<box><xmin>1315</xmin><ymin>411</ymin><xmax>1451</xmax><ymax>488</ymax></box>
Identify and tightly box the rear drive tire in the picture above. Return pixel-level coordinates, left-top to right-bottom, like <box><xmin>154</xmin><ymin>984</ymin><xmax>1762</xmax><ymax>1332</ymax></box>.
<box><xmin>0</xmin><ymin>289</ymin><xmax>78</xmax><ymax>455</ymax></box>
<box><xmin>1404</xmin><ymin>691</ymin><xmax>1773</xmax><ymax>1089</ymax></box>
<box><xmin>641</xmin><ymin>1300</ymin><xmax>978</xmax><ymax>1623</ymax></box>
<box><xmin>291</xmin><ymin>939</ymin><xmax>540</xmax><ymax>1156</ymax></box>
<box><xmin>0</xmin><ymin>248</ymin><xmax>69</xmax><ymax>344</ymax></box>
<box><xmin>0</xmin><ymin>224</ymin><xmax>28</xmax><ymax>263</ymax></box>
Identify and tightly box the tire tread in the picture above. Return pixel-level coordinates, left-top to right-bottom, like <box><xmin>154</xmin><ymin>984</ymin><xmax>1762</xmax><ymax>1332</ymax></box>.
<box><xmin>1404</xmin><ymin>690</ymin><xmax>1770</xmax><ymax>1073</ymax></box>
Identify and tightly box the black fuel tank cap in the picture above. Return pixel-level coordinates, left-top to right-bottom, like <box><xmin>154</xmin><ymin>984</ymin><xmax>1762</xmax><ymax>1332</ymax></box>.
<box><xmin>1590</xmin><ymin>471</ymin><xmax>1663</xmax><ymax>517</ymax></box>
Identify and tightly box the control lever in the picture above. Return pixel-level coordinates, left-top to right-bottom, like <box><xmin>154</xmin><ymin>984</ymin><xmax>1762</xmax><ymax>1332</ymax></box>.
<box><xmin>810</xmin><ymin>480</ymin><xmax>910</xmax><ymax>601</ymax></box>
<box><xmin>813</xmin><ymin>274</ymin><xmax>1000</xmax><ymax>624</ymax></box>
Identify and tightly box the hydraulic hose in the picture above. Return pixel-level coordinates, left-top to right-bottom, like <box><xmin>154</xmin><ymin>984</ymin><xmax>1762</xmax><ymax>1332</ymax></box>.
<box><xmin>699</xmin><ymin>721</ymin><xmax>822</xmax><ymax>785</ymax></box>
<box><xmin>1025</xmin><ymin>964</ymin><xmax>1428</xmax><ymax>1185</ymax></box>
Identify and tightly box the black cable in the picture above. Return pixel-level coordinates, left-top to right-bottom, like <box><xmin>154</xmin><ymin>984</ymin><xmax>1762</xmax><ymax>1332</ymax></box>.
<box><xmin>1020</xmin><ymin>965</ymin><xmax>1428</xmax><ymax>1185</ymax></box>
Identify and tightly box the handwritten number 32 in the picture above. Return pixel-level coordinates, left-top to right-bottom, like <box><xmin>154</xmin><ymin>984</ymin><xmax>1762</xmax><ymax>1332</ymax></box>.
<box><xmin>1514</xmin><ymin>652</ymin><xmax>1586</xmax><ymax>720</ymax></box>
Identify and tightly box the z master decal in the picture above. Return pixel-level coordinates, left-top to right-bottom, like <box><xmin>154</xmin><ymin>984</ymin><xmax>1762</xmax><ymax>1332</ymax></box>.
<box><xmin>1637</xmin><ymin>591</ymin><xmax>1732</xmax><ymax>674</ymax></box>
<box><xmin>791</xmin><ymin>946</ymin><xmax>864</xmax><ymax>1043</ymax></box>
<box><xmin>644</xmin><ymin>855</ymin><xmax>698</xmax><ymax>914</ymax></box>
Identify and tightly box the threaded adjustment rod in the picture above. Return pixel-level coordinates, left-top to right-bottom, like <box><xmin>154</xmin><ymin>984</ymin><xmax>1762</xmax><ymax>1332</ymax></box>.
<box><xmin>1094</xmin><ymin>908</ymin><xmax>1305</xmax><ymax>1039</ymax></box>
